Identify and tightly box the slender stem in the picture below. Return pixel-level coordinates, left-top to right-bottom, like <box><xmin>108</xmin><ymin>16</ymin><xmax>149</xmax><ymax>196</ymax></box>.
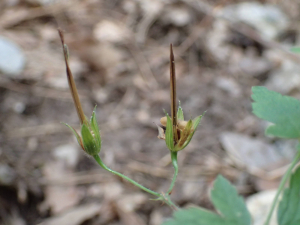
<box><xmin>93</xmin><ymin>155</ymin><xmax>161</xmax><ymax>197</ymax></box>
<box><xmin>264</xmin><ymin>150</ymin><xmax>300</xmax><ymax>225</ymax></box>
<box><xmin>93</xmin><ymin>155</ymin><xmax>180</xmax><ymax>210</ymax></box>
<box><xmin>167</xmin><ymin>151</ymin><xmax>178</xmax><ymax>194</ymax></box>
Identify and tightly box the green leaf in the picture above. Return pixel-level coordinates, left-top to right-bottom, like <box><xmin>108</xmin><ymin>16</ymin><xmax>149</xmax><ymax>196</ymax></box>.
<box><xmin>252</xmin><ymin>86</ymin><xmax>300</xmax><ymax>138</ymax></box>
<box><xmin>278</xmin><ymin>166</ymin><xmax>300</xmax><ymax>225</ymax></box>
<box><xmin>211</xmin><ymin>176</ymin><xmax>251</xmax><ymax>223</ymax></box>
<box><xmin>90</xmin><ymin>106</ymin><xmax>101</xmax><ymax>151</ymax></box>
<box><xmin>177</xmin><ymin>101</ymin><xmax>184</xmax><ymax>121</ymax></box>
<box><xmin>291</xmin><ymin>47</ymin><xmax>300</xmax><ymax>54</ymax></box>
<box><xmin>163</xmin><ymin>208</ymin><xmax>223</xmax><ymax>225</ymax></box>
<box><xmin>163</xmin><ymin>175</ymin><xmax>251</xmax><ymax>225</ymax></box>
<box><xmin>165</xmin><ymin>114</ymin><xmax>175</xmax><ymax>151</ymax></box>
<box><xmin>81</xmin><ymin>124</ymin><xmax>98</xmax><ymax>156</ymax></box>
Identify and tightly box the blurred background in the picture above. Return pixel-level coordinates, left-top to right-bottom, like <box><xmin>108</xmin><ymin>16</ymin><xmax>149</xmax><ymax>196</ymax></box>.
<box><xmin>0</xmin><ymin>0</ymin><xmax>300</xmax><ymax>224</ymax></box>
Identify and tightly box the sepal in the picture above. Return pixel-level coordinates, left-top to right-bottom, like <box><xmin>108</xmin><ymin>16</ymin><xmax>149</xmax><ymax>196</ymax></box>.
<box><xmin>63</xmin><ymin>123</ymin><xmax>84</xmax><ymax>150</ymax></box>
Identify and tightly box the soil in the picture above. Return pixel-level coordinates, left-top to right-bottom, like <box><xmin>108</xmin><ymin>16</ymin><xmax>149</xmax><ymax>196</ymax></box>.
<box><xmin>0</xmin><ymin>0</ymin><xmax>300</xmax><ymax>224</ymax></box>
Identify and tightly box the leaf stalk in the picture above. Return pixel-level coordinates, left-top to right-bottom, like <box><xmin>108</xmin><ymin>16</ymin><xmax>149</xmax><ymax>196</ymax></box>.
<box><xmin>264</xmin><ymin>149</ymin><xmax>300</xmax><ymax>225</ymax></box>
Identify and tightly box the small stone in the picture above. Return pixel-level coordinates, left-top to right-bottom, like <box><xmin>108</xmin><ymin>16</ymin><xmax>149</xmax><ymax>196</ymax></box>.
<box><xmin>139</xmin><ymin>0</ymin><xmax>163</xmax><ymax>15</ymax></box>
<box><xmin>25</xmin><ymin>0</ymin><xmax>60</xmax><ymax>5</ymax></box>
<box><xmin>136</xmin><ymin>110</ymin><xmax>150</xmax><ymax>122</ymax></box>
<box><xmin>206</xmin><ymin>20</ymin><xmax>232</xmax><ymax>61</ymax></box>
<box><xmin>239</xmin><ymin>55</ymin><xmax>272</xmax><ymax>77</ymax></box>
<box><xmin>265</xmin><ymin>60</ymin><xmax>300</xmax><ymax>94</ymax></box>
<box><xmin>27</xmin><ymin>137</ymin><xmax>38</xmax><ymax>151</ymax></box>
<box><xmin>0</xmin><ymin>164</ymin><xmax>15</xmax><ymax>185</ymax></box>
<box><xmin>247</xmin><ymin>190</ymin><xmax>277</xmax><ymax>225</ymax></box>
<box><xmin>220</xmin><ymin>2</ymin><xmax>289</xmax><ymax>39</ymax></box>
<box><xmin>87</xmin><ymin>184</ymin><xmax>103</xmax><ymax>197</ymax></box>
<box><xmin>117</xmin><ymin>193</ymin><xmax>147</xmax><ymax>212</ymax></box>
<box><xmin>53</xmin><ymin>144</ymin><xmax>80</xmax><ymax>168</ymax></box>
<box><xmin>182</xmin><ymin>181</ymin><xmax>203</xmax><ymax>200</ymax></box>
<box><xmin>93</xmin><ymin>88</ymin><xmax>108</xmax><ymax>104</ymax></box>
<box><xmin>149</xmin><ymin>210</ymin><xmax>164</xmax><ymax>225</ymax></box>
<box><xmin>103</xmin><ymin>182</ymin><xmax>123</xmax><ymax>200</ymax></box>
<box><xmin>4</xmin><ymin>0</ymin><xmax>19</xmax><ymax>6</ymax></box>
<box><xmin>0</xmin><ymin>36</ymin><xmax>25</xmax><ymax>76</ymax></box>
<box><xmin>123</xmin><ymin>0</ymin><xmax>137</xmax><ymax>14</ymax></box>
<box><xmin>39</xmin><ymin>203</ymin><xmax>102</xmax><ymax>225</ymax></box>
<box><xmin>13</xmin><ymin>102</ymin><xmax>25</xmax><ymax>114</ymax></box>
<box><xmin>219</xmin><ymin>132</ymin><xmax>290</xmax><ymax>173</ymax></box>
<box><xmin>42</xmin><ymin>161</ymin><xmax>82</xmax><ymax>214</ymax></box>
<box><xmin>162</xmin><ymin>5</ymin><xmax>192</xmax><ymax>26</ymax></box>
<box><xmin>94</xmin><ymin>20</ymin><xmax>128</xmax><ymax>43</ymax></box>
<box><xmin>214</xmin><ymin>77</ymin><xmax>241</xmax><ymax>97</ymax></box>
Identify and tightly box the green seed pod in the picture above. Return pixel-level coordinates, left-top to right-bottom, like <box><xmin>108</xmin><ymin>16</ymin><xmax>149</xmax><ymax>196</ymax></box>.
<box><xmin>65</xmin><ymin>107</ymin><xmax>101</xmax><ymax>156</ymax></box>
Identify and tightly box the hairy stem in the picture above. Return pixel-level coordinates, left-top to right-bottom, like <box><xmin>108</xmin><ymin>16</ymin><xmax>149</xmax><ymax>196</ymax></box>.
<box><xmin>264</xmin><ymin>150</ymin><xmax>300</xmax><ymax>225</ymax></box>
<box><xmin>167</xmin><ymin>151</ymin><xmax>178</xmax><ymax>194</ymax></box>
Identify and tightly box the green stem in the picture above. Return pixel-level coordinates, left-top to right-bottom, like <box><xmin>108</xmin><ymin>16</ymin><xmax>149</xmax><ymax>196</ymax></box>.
<box><xmin>167</xmin><ymin>151</ymin><xmax>178</xmax><ymax>194</ymax></box>
<box><xmin>164</xmin><ymin>193</ymin><xmax>180</xmax><ymax>210</ymax></box>
<box><xmin>93</xmin><ymin>155</ymin><xmax>161</xmax><ymax>197</ymax></box>
<box><xmin>264</xmin><ymin>150</ymin><xmax>300</xmax><ymax>225</ymax></box>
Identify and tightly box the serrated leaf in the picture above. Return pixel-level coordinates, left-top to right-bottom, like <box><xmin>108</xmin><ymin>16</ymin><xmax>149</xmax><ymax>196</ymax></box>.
<box><xmin>163</xmin><ymin>207</ymin><xmax>223</xmax><ymax>225</ymax></box>
<box><xmin>163</xmin><ymin>175</ymin><xmax>251</xmax><ymax>225</ymax></box>
<box><xmin>211</xmin><ymin>176</ymin><xmax>251</xmax><ymax>223</ymax></box>
<box><xmin>278</xmin><ymin>166</ymin><xmax>300</xmax><ymax>225</ymax></box>
<box><xmin>252</xmin><ymin>86</ymin><xmax>300</xmax><ymax>138</ymax></box>
<box><xmin>291</xmin><ymin>47</ymin><xmax>300</xmax><ymax>54</ymax></box>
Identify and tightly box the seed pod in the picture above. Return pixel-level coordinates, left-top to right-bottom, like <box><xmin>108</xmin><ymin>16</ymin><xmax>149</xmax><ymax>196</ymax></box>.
<box><xmin>157</xmin><ymin>45</ymin><xmax>204</xmax><ymax>152</ymax></box>
<box><xmin>59</xmin><ymin>30</ymin><xmax>101</xmax><ymax>156</ymax></box>
<box><xmin>160</xmin><ymin>116</ymin><xmax>167</xmax><ymax>127</ymax></box>
<box><xmin>177</xmin><ymin>120</ymin><xmax>189</xmax><ymax>131</ymax></box>
<box><xmin>161</xmin><ymin>116</ymin><xmax>192</xmax><ymax>131</ymax></box>
<box><xmin>159</xmin><ymin>109</ymin><xmax>203</xmax><ymax>152</ymax></box>
<box><xmin>64</xmin><ymin>107</ymin><xmax>102</xmax><ymax>156</ymax></box>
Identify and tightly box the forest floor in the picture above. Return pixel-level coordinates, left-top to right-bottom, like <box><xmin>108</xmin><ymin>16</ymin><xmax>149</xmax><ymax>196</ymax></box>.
<box><xmin>0</xmin><ymin>0</ymin><xmax>300</xmax><ymax>224</ymax></box>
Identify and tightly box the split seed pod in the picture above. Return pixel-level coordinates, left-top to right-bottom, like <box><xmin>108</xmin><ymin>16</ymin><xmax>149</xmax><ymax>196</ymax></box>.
<box><xmin>158</xmin><ymin>44</ymin><xmax>203</xmax><ymax>152</ymax></box>
<box><xmin>160</xmin><ymin>103</ymin><xmax>203</xmax><ymax>152</ymax></box>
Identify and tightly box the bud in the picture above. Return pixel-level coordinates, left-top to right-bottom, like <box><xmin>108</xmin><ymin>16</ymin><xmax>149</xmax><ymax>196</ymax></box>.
<box><xmin>64</xmin><ymin>107</ymin><xmax>101</xmax><ymax>156</ymax></box>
